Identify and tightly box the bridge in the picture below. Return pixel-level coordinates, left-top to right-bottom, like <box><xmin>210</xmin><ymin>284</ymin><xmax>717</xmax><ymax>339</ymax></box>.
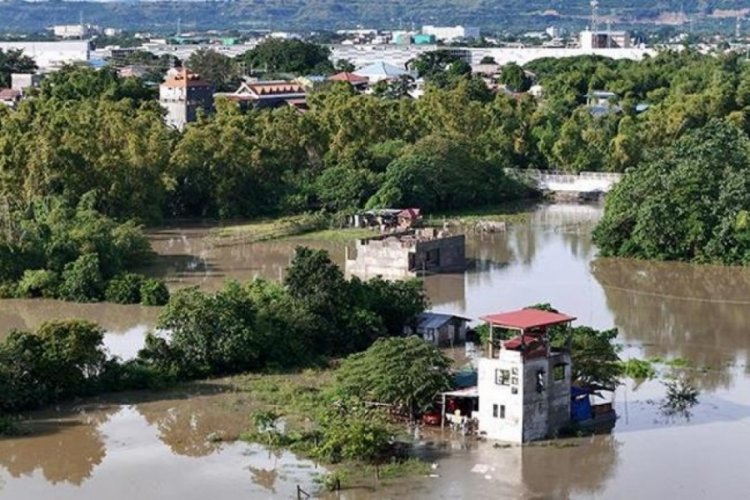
<box><xmin>507</xmin><ymin>169</ymin><xmax>623</xmax><ymax>195</ymax></box>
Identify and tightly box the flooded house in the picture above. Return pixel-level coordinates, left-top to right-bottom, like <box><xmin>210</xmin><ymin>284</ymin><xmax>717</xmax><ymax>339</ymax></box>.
<box><xmin>476</xmin><ymin>308</ymin><xmax>575</xmax><ymax>443</ymax></box>
<box><xmin>409</xmin><ymin>312</ymin><xmax>470</xmax><ymax>346</ymax></box>
<box><xmin>345</xmin><ymin>228</ymin><xmax>466</xmax><ymax>280</ymax></box>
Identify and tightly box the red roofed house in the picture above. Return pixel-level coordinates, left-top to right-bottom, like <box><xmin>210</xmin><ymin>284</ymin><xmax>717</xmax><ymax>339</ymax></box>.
<box><xmin>223</xmin><ymin>80</ymin><xmax>307</xmax><ymax>110</ymax></box>
<box><xmin>328</xmin><ymin>71</ymin><xmax>369</xmax><ymax>90</ymax></box>
<box><xmin>477</xmin><ymin>307</ymin><xmax>575</xmax><ymax>443</ymax></box>
<box><xmin>0</xmin><ymin>88</ymin><xmax>22</xmax><ymax>108</ymax></box>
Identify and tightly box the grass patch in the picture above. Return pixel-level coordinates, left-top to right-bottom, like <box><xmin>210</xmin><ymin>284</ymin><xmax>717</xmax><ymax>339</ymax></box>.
<box><xmin>423</xmin><ymin>201</ymin><xmax>535</xmax><ymax>227</ymax></box>
<box><xmin>618</xmin><ymin>358</ymin><xmax>657</xmax><ymax>380</ymax></box>
<box><xmin>212</xmin><ymin>213</ymin><xmax>329</xmax><ymax>242</ymax></box>
<box><xmin>290</xmin><ymin>228</ymin><xmax>378</xmax><ymax>242</ymax></box>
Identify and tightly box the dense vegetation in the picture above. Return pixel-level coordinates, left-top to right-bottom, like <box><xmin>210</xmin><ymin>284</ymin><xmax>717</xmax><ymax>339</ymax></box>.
<box><xmin>0</xmin><ymin>48</ymin><xmax>36</xmax><ymax>86</ymax></box>
<box><xmin>0</xmin><ymin>195</ymin><xmax>168</xmax><ymax>304</ymax></box>
<box><xmin>594</xmin><ymin>121</ymin><xmax>750</xmax><ymax>264</ymax></box>
<box><xmin>0</xmin><ymin>247</ymin><xmax>428</xmax><ymax>417</ymax></box>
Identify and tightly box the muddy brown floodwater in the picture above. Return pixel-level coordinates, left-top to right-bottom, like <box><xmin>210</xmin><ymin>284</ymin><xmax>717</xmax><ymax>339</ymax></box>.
<box><xmin>3</xmin><ymin>204</ymin><xmax>750</xmax><ymax>499</ymax></box>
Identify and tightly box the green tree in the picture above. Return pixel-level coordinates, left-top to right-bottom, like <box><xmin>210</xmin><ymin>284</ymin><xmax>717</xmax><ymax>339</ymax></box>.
<box><xmin>105</xmin><ymin>273</ymin><xmax>145</xmax><ymax>304</ymax></box>
<box><xmin>58</xmin><ymin>253</ymin><xmax>104</xmax><ymax>302</ymax></box>
<box><xmin>0</xmin><ymin>49</ymin><xmax>36</xmax><ymax>87</ymax></box>
<box><xmin>334</xmin><ymin>337</ymin><xmax>452</xmax><ymax>421</ymax></box>
<box><xmin>499</xmin><ymin>62</ymin><xmax>531</xmax><ymax>92</ymax></box>
<box><xmin>242</xmin><ymin>39</ymin><xmax>333</xmax><ymax>74</ymax></box>
<box><xmin>187</xmin><ymin>48</ymin><xmax>238</xmax><ymax>91</ymax></box>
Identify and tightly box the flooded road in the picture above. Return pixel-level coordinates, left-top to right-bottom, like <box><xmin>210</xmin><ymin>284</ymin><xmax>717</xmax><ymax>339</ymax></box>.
<box><xmin>3</xmin><ymin>204</ymin><xmax>750</xmax><ymax>498</ymax></box>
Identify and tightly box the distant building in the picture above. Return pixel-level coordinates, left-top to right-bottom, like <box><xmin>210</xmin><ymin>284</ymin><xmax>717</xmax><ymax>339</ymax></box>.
<box><xmin>0</xmin><ymin>40</ymin><xmax>90</xmax><ymax>69</ymax></box>
<box><xmin>422</xmin><ymin>25</ymin><xmax>480</xmax><ymax>42</ymax></box>
<box><xmin>0</xmin><ymin>88</ymin><xmax>22</xmax><ymax>108</ymax></box>
<box><xmin>103</xmin><ymin>27</ymin><xmax>123</xmax><ymax>37</ymax></box>
<box><xmin>159</xmin><ymin>68</ymin><xmax>214</xmax><ymax>130</ymax></box>
<box><xmin>346</xmin><ymin>228</ymin><xmax>466</xmax><ymax>280</ymax></box>
<box><xmin>579</xmin><ymin>30</ymin><xmax>632</xmax><ymax>50</ymax></box>
<box><xmin>413</xmin><ymin>34</ymin><xmax>436</xmax><ymax>45</ymax></box>
<box><xmin>221</xmin><ymin>80</ymin><xmax>307</xmax><ymax>110</ymax></box>
<box><xmin>354</xmin><ymin>61</ymin><xmax>416</xmax><ymax>83</ymax></box>
<box><xmin>11</xmin><ymin>73</ymin><xmax>42</xmax><ymax>92</ymax></box>
<box><xmin>52</xmin><ymin>24</ymin><xmax>97</xmax><ymax>39</ymax></box>
<box><xmin>328</xmin><ymin>71</ymin><xmax>369</xmax><ymax>90</ymax></box>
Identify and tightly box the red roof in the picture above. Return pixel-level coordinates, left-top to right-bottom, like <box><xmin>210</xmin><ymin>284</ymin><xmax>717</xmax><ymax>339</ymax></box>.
<box><xmin>398</xmin><ymin>208</ymin><xmax>421</xmax><ymax>220</ymax></box>
<box><xmin>480</xmin><ymin>308</ymin><xmax>575</xmax><ymax>330</ymax></box>
<box><xmin>329</xmin><ymin>72</ymin><xmax>369</xmax><ymax>84</ymax></box>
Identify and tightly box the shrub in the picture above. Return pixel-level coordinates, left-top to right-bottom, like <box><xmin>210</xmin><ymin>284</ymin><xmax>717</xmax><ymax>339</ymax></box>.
<box><xmin>17</xmin><ymin>269</ymin><xmax>60</xmax><ymax>298</ymax></box>
<box><xmin>105</xmin><ymin>273</ymin><xmax>145</xmax><ymax>304</ymax></box>
<box><xmin>140</xmin><ymin>278</ymin><xmax>170</xmax><ymax>306</ymax></box>
<box><xmin>58</xmin><ymin>253</ymin><xmax>104</xmax><ymax>302</ymax></box>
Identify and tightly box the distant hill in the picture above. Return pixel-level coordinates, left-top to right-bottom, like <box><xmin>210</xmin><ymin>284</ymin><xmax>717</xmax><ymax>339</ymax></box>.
<box><xmin>0</xmin><ymin>0</ymin><xmax>749</xmax><ymax>34</ymax></box>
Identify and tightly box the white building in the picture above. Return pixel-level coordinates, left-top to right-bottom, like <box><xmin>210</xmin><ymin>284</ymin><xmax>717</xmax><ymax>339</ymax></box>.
<box><xmin>354</xmin><ymin>61</ymin><xmax>416</xmax><ymax>83</ymax></box>
<box><xmin>52</xmin><ymin>24</ymin><xmax>97</xmax><ymax>39</ymax></box>
<box><xmin>477</xmin><ymin>308</ymin><xmax>574</xmax><ymax>443</ymax></box>
<box><xmin>0</xmin><ymin>40</ymin><xmax>90</xmax><ymax>69</ymax></box>
<box><xmin>422</xmin><ymin>25</ymin><xmax>480</xmax><ymax>42</ymax></box>
<box><xmin>159</xmin><ymin>68</ymin><xmax>214</xmax><ymax>130</ymax></box>
<box><xmin>580</xmin><ymin>30</ymin><xmax>632</xmax><ymax>50</ymax></box>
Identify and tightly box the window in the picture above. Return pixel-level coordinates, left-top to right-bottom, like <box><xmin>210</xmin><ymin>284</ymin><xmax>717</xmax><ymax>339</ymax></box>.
<box><xmin>492</xmin><ymin>404</ymin><xmax>506</xmax><ymax>419</ymax></box>
<box><xmin>500</xmin><ymin>405</ymin><xmax>506</xmax><ymax>419</ymax></box>
<box><xmin>492</xmin><ymin>404</ymin><xmax>498</xmax><ymax>418</ymax></box>
<box><xmin>536</xmin><ymin>369</ymin><xmax>546</xmax><ymax>393</ymax></box>
<box><xmin>553</xmin><ymin>363</ymin><xmax>567</xmax><ymax>381</ymax></box>
<box><xmin>495</xmin><ymin>369</ymin><xmax>511</xmax><ymax>386</ymax></box>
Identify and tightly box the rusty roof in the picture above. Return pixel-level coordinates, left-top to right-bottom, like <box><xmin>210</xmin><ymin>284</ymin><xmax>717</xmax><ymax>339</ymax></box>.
<box><xmin>162</xmin><ymin>68</ymin><xmax>212</xmax><ymax>88</ymax></box>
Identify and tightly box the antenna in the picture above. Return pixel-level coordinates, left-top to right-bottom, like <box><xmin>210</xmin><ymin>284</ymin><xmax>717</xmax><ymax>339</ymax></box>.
<box><xmin>737</xmin><ymin>16</ymin><xmax>742</xmax><ymax>39</ymax></box>
<box><xmin>590</xmin><ymin>0</ymin><xmax>599</xmax><ymax>34</ymax></box>
<box><xmin>177</xmin><ymin>17</ymin><xmax>182</xmax><ymax>37</ymax></box>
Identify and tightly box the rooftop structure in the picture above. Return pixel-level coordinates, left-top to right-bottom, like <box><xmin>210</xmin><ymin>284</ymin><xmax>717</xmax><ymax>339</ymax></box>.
<box><xmin>411</xmin><ymin>312</ymin><xmax>471</xmax><ymax>347</ymax></box>
<box><xmin>477</xmin><ymin>308</ymin><xmax>575</xmax><ymax>443</ymax></box>
<box><xmin>354</xmin><ymin>61</ymin><xmax>416</xmax><ymax>83</ymax></box>
<box><xmin>346</xmin><ymin>227</ymin><xmax>465</xmax><ymax>280</ymax></box>
<box><xmin>580</xmin><ymin>29</ymin><xmax>632</xmax><ymax>50</ymax></box>
<box><xmin>328</xmin><ymin>71</ymin><xmax>369</xmax><ymax>88</ymax></box>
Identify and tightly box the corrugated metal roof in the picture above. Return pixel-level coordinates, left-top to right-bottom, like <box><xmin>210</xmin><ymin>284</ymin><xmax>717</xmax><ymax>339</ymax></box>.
<box><xmin>417</xmin><ymin>312</ymin><xmax>469</xmax><ymax>330</ymax></box>
<box><xmin>480</xmin><ymin>308</ymin><xmax>575</xmax><ymax>330</ymax></box>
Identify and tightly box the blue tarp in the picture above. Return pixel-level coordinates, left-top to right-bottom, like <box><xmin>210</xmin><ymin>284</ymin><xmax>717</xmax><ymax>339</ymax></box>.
<box><xmin>571</xmin><ymin>386</ymin><xmax>593</xmax><ymax>421</ymax></box>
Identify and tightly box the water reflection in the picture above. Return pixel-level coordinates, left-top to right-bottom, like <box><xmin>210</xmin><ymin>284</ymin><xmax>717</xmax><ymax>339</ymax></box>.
<box><xmin>0</xmin><ymin>386</ymin><xmax>322</xmax><ymax>499</ymax></box>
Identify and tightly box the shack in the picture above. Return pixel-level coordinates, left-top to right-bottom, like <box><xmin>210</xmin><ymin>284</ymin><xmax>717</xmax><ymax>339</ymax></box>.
<box><xmin>410</xmin><ymin>312</ymin><xmax>470</xmax><ymax>346</ymax></box>
<box><xmin>345</xmin><ymin>228</ymin><xmax>466</xmax><ymax>280</ymax></box>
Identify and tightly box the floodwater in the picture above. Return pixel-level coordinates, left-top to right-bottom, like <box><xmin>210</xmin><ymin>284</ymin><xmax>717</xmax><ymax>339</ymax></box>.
<box><xmin>3</xmin><ymin>204</ymin><xmax>750</xmax><ymax>499</ymax></box>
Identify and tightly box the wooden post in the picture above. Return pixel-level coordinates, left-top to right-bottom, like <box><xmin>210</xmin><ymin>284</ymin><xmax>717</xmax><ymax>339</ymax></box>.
<box><xmin>441</xmin><ymin>393</ymin><xmax>446</xmax><ymax>429</ymax></box>
<box><xmin>489</xmin><ymin>323</ymin><xmax>494</xmax><ymax>358</ymax></box>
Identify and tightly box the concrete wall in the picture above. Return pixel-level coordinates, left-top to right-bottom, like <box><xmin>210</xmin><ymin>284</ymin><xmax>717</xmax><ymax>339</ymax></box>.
<box><xmin>0</xmin><ymin>40</ymin><xmax>90</xmax><ymax>69</ymax></box>
<box><xmin>478</xmin><ymin>349</ymin><xmax>571</xmax><ymax>443</ymax></box>
<box><xmin>478</xmin><ymin>351</ymin><xmax>524</xmax><ymax>443</ymax></box>
<box><xmin>346</xmin><ymin>233</ymin><xmax>466</xmax><ymax>279</ymax></box>
<box><xmin>414</xmin><ymin>234</ymin><xmax>466</xmax><ymax>273</ymax></box>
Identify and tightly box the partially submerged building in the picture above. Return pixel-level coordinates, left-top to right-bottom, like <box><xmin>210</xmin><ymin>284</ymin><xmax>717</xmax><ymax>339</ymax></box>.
<box><xmin>411</xmin><ymin>312</ymin><xmax>470</xmax><ymax>346</ymax></box>
<box><xmin>476</xmin><ymin>308</ymin><xmax>575</xmax><ymax>443</ymax></box>
<box><xmin>346</xmin><ymin>228</ymin><xmax>465</xmax><ymax>280</ymax></box>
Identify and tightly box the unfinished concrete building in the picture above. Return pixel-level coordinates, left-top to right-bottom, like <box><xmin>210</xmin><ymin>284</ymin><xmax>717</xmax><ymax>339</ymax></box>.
<box><xmin>345</xmin><ymin>228</ymin><xmax>465</xmax><ymax>280</ymax></box>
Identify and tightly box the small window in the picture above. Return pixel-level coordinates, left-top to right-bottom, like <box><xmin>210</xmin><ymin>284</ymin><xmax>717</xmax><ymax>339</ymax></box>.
<box><xmin>495</xmin><ymin>369</ymin><xmax>511</xmax><ymax>386</ymax></box>
<box><xmin>492</xmin><ymin>404</ymin><xmax>498</xmax><ymax>418</ymax></box>
<box><xmin>536</xmin><ymin>369</ymin><xmax>546</xmax><ymax>393</ymax></box>
<box><xmin>553</xmin><ymin>363</ymin><xmax>567</xmax><ymax>381</ymax></box>
<box><xmin>511</xmin><ymin>387</ymin><xmax>519</xmax><ymax>395</ymax></box>
<box><xmin>500</xmin><ymin>405</ymin><xmax>506</xmax><ymax>419</ymax></box>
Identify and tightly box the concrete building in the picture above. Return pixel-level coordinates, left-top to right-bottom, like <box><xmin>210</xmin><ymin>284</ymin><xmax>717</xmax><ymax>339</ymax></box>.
<box><xmin>0</xmin><ymin>40</ymin><xmax>90</xmax><ymax>69</ymax></box>
<box><xmin>159</xmin><ymin>68</ymin><xmax>214</xmax><ymax>130</ymax></box>
<box><xmin>422</xmin><ymin>25</ymin><xmax>480</xmax><ymax>42</ymax></box>
<box><xmin>0</xmin><ymin>88</ymin><xmax>22</xmax><ymax>108</ymax></box>
<box><xmin>580</xmin><ymin>30</ymin><xmax>632</xmax><ymax>50</ymax></box>
<box><xmin>52</xmin><ymin>24</ymin><xmax>96</xmax><ymax>39</ymax></box>
<box><xmin>477</xmin><ymin>308</ymin><xmax>574</xmax><ymax>443</ymax></box>
<box><xmin>346</xmin><ymin>228</ymin><xmax>466</xmax><ymax>280</ymax></box>
<box><xmin>11</xmin><ymin>73</ymin><xmax>43</xmax><ymax>92</ymax></box>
